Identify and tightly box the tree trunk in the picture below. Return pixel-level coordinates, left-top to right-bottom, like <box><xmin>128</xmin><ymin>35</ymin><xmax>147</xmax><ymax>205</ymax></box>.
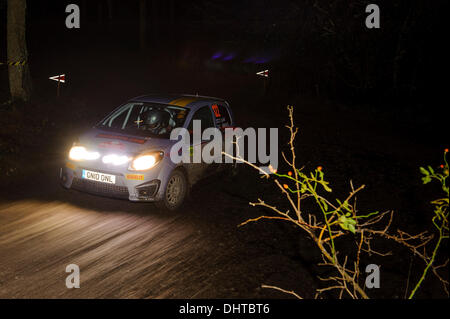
<box><xmin>7</xmin><ymin>0</ymin><xmax>32</xmax><ymax>102</ymax></box>
<box><xmin>81</xmin><ymin>0</ymin><xmax>88</xmax><ymax>25</ymax></box>
<box><xmin>151</xmin><ymin>0</ymin><xmax>158</xmax><ymax>45</ymax></box>
<box><xmin>139</xmin><ymin>0</ymin><xmax>147</xmax><ymax>50</ymax></box>
<box><xmin>106</xmin><ymin>0</ymin><xmax>113</xmax><ymax>30</ymax></box>
<box><xmin>169</xmin><ymin>0</ymin><xmax>174</xmax><ymax>39</ymax></box>
<box><xmin>393</xmin><ymin>5</ymin><xmax>413</xmax><ymax>96</ymax></box>
<box><xmin>107</xmin><ymin>0</ymin><xmax>113</xmax><ymax>20</ymax></box>
<box><xmin>97</xmin><ymin>1</ymin><xmax>104</xmax><ymax>25</ymax></box>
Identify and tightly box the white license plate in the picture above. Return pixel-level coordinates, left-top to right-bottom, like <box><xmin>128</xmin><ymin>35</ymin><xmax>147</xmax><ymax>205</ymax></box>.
<box><xmin>82</xmin><ymin>169</ymin><xmax>116</xmax><ymax>184</ymax></box>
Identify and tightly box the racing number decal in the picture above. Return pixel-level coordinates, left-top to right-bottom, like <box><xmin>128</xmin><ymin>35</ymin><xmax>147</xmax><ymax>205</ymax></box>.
<box><xmin>212</xmin><ymin>104</ymin><xmax>221</xmax><ymax>118</ymax></box>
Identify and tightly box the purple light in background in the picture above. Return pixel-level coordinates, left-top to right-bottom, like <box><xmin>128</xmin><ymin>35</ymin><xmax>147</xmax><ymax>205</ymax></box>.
<box><xmin>222</xmin><ymin>53</ymin><xmax>236</xmax><ymax>61</ymax></box>
<box><xmin>254</xmin><ymin>58</ymin><xmax>270</xmax><ymax>64</ymax></box>
<box><xmin>243</xmin><ymin>56</ymin><xmax>271</xmax><ymax>64</ymax></box>
<box><xmin>211</xmin><ymin>52</ymin><xmax>222</xmax><ymax>60</ymax></box>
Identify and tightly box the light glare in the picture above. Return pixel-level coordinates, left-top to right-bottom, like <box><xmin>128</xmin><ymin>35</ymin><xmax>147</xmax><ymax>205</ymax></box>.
<box><xmin>102</xmin><ymin>154</ymin><xmax>130</xmax><ymax>165</ymax></box>
<box><xmin>132</xmin><ymin>155</ymin><xmax>156</xmax><ymax>170</ymax></box>
<box><xmin>69</xmin><ymin>146</ymin><xmax>100</xmax><ymax>161</ymax></box>
<box><xmin>69</xmin><ymin>146</ymin><xmax>87</xmax><ymax>161</ymax></box>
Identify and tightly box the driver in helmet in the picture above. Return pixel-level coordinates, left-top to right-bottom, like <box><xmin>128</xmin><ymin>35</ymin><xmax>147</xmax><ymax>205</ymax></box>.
<box><xmin>141</xmin><ymin>108</ymin><xmax>173</xmax><ymax>135</ymax></box>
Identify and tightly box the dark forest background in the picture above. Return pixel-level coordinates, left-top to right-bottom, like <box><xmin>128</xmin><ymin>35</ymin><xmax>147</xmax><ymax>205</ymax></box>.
<box><xmin>0</xmin><ymin>0</ymin><xmax>447</xmax><ymax>106</ymax></box>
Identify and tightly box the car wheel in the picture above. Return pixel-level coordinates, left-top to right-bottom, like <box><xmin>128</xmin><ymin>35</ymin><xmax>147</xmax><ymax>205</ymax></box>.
<box><xmin>156</xmin><ymin>169</ymin><xmax>187</xmax><ymax>211</ymax></box>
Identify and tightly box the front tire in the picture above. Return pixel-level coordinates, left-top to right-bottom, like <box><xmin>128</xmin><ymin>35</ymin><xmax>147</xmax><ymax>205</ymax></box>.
<box><xmin>155</xmin><ymin>169</ymin><xmax>187</xmax><ymax>211</ymax></box>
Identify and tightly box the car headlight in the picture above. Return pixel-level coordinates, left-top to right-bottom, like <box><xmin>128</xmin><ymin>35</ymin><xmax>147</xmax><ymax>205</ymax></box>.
<box><xmin>129</xmin><ymin>152</ymin><xmax>163</xmax><ymax>171</ymax></box>
<box><xmin>69</xmin><ymin>146</ymin><xmax>87</xmax><ymax>161</ymax></box>
<box><xmin>69</xmin><ymin>146</ymin><xmax>100</xmax><ymax>161</ymax></box>
<box><xmin>102</xmin><ymin>154</ymin><xmax>131</xmax><ymax>166</ymax></box>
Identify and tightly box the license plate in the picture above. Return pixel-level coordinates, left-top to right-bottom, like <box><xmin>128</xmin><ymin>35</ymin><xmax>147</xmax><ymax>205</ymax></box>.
<box><xmin>82</xmin><ymin>169</ymin><xmax>116</xmax><ymax>184</ymax></box>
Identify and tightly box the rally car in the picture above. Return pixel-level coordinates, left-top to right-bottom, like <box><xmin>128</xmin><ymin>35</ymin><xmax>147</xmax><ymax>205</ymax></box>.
<box><xmin>60</xmin><ymin>94</ymin><xmax>234</xmax><ymax>210</ymax></box>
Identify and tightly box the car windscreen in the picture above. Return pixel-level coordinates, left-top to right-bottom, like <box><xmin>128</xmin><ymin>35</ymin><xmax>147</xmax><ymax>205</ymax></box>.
<box><xmin>97</xmin><ymin>102</ymin><xmax>189</xmax><ymax>138</ymax></box>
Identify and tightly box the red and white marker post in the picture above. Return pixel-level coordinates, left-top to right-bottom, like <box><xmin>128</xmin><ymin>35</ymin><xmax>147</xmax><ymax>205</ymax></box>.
<box><xmin>256</xmin><ymin>69</ymin><xmax>269</xmax><ymax>94</ymax></box>
<box><xmin>49</xmin><ymin>74</ymin><xmax>65</xmax><ymax>97</ymax></box>
<box><xmin>256</xmin><ymin>69</ymin><xmax>269</xmax><ymax>78</ymax></box>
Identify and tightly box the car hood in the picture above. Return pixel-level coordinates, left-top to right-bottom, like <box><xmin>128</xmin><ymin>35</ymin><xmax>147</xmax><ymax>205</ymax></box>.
<box><xmin>77</xmin><ymin>127</ymin><xmax>175</xmax><ymax>155</ymax></box>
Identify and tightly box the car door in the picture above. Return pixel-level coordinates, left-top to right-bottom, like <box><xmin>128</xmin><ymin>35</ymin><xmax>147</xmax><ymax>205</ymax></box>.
<box><xmin>211</xmin><ymin>103</ymin><xmax>234</xmax><ymax>163</ymax></box>
<box><xmin>184</xmin><ymin>105</ymin><xmax>216</xmax><ymax>185</ymax></box>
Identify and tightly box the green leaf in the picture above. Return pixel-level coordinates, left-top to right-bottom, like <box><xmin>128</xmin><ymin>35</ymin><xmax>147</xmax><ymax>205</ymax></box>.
<box><xmin>318</xmin><ymin>170</ymin><xmax>324</xmax><ymax>180</ymax></box>
<box><xmin>348</xmin><ymin>223</ymin><xmax>356</xmax><ymax>234</ymax></box>
<box><xmin>322</xmin><ymin>182</ymin><xmax>332</xmax><ymax>192</ymax></box>
<box><xmin>321</xmin><ymin>199</ymin><xmax>328</xmax><ymax>212</ymax></box>
<box><xmin>300</xmin><ymin>184</ymin><xmax>307</xmax><ymax>193</ymax></box>
<box><xmin>338</xmin><ymin>215</ymin><xmax>346</xmax><ymax>228</ymax></box>
<box><xmin>338</xmin><ymin>215</ymin><xmax>356</xmax><ymax>233</ymax></box>
<box><xmin>420</xmin><ymin>167</ymin><xmax>429</xmax><ymax>175</ymax></box>
<box><xmin>422</xmin><ymin>176</ymin><xmax>431</xmax><ymax>184</ymax></box>
<box><xmin>343</xmin><ymin>201</ymin><xmax>350</xmax><ymax>210</ymax></box>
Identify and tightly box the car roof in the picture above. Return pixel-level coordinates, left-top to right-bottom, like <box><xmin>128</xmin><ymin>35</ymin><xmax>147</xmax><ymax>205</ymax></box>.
<box><xmin>129</xmin><ymin>94</ymin><xmax>227</xmax><ymax>109</ymax></box>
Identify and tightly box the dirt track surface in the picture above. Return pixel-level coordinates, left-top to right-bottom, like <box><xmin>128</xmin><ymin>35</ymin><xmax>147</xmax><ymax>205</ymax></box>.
<box><xmin>0</xmin><ymin>158</ymin><xmax>320</xmax><ymax>299</ymax></box>
<box><xmin>0</xmin><ymin>199</ymin><xmax>207</xmax><ymax>298</ymax></box>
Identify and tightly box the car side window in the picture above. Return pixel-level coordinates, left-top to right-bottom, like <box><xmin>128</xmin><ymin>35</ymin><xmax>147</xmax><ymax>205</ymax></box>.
<box><xmin>212</xmin><ymin>104</ymin><xmax>232</xmax><ymax>128</ymax></box>
<box><xmin>187</xmin><ymin>106</ymin><xmax>214</xmax><ymax>132</ymax></box>
<box><xmin>103</xmin><ymin>103</ymin><xmax>144</xmax><ymax>129</ymax></box>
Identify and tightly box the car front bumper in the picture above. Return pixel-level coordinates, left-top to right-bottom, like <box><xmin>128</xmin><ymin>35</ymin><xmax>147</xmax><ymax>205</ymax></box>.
<box><xmin>60</xmin><ymin>160</ymin><xmax>171</xmax><ymax>202</ymax></box>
